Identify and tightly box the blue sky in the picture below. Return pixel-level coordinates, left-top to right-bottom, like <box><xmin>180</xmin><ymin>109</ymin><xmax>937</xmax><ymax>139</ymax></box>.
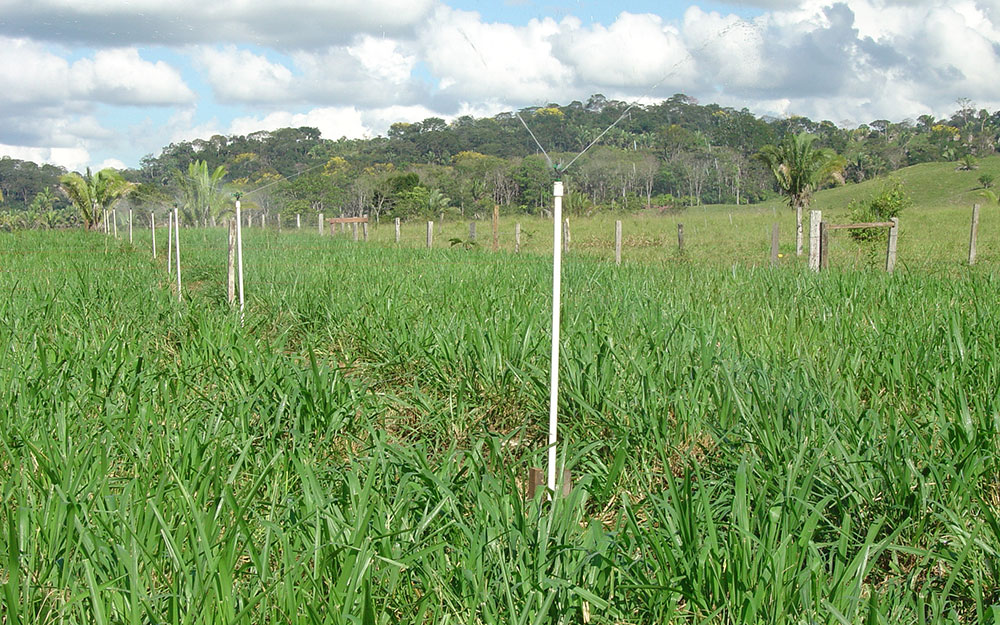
<box><xmin>0</xmin><ymin>0</ymin><xmax>996</xmax><ymax>171</ymax></box>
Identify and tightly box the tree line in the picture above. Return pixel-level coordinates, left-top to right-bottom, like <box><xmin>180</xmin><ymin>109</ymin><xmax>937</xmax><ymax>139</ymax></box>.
<box><xmin>0</xmin><ymin>94</ymin><xmax>996</xmax><ymax>230</ymax></box>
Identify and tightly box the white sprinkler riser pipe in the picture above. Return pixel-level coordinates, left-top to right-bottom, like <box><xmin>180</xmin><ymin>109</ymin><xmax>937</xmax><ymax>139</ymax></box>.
<box><xmin>548</xmin><ymin>180</ymin><xmax>564</xmax><ymax>495</ymax></box>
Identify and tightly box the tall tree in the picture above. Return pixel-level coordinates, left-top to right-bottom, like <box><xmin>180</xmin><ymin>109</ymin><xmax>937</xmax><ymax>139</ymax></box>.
<box><xmin>175</xmin><ymin>160</ymin><xmax>228</xmax><ymax>226</ymax></box>
<box><xmin>59</xmin><ymin>168</ymin><xmax>133</xmax><ymax>230</ymax></box>
<box><xmin>756</xmin><ymin>133</ymin><xmax>845</xmax><ymax>256</ymax></box>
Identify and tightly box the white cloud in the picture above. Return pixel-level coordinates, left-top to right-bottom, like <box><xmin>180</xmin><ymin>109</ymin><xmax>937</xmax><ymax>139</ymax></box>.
<box><xmin>229</xmin><ymin>107</ymin><xmax>370</xmax><ymax>140</ymax></box>
<box><xmin>0</xmin><ymin>143</ymin><xmax>91</xmax><ymax>171</ymax></box>
<box><xmin>555</xmin><ymin>13</ymin><xmax>695</xmax><ymax>88</ymax></box>
<box><xmin>194</xmin><ymin>40</ymin><xmax>422</xmax><ymax>107</ymax></box>
<box><xmin>418</xmin><ymin>6</ymin><xmax>573</xmax><ymax>102</ymax></box>
<box><xmin>96</xmin><ymin>157</ymin><xmax>127</xmax><ymax>170</ymax></box>
<box><xmin>0</xmin><ymin>0</ymin><xmax>436</xmax><ymax>47</ymax></box>
<box><xmin>194</xmin><ymin>46</ymin><xmax>294</xmax><ymax>103</ymax></box>
<box><xmin>0</xmin><ymin>37</ymin><xmax>193</xmax><ymax>107</ymax></box>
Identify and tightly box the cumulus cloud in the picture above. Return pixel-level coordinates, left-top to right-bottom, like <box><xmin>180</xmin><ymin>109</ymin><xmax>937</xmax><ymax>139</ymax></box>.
<box><xmin>194</xmin><ymin>38</ymin><xmax>422</xmax><ymax>107</ymax></box>
<box><xmin>0</xmin><ymin>0</ymin><xmax>436</xmax><ymax>48</ymax></box>
<box><xmin>0</xmin><ymin>143</ymin><xmax>93</xmax><ymax>171</ymax></box>
<box><xmin>418</xmin><ymin>6</ymin><xmax>573</xmax><ymax>102</ymax></box>
<box><xmin>555</xmin><ymin>13</ymin><xmax>695</xmax><ymax>89</ymax></box>
<box><xmin>0</xmin><ymin>37</ymin><xmax>194</xmax><ymax>107</ymax></box>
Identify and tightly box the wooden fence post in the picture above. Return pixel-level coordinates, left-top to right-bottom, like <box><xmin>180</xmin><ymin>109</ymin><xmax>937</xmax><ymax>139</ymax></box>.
<box><xmin>297</xmin><ymin>213</ymin><xmax>301</xmax><ymax>229</ymax></box>
<box><xmin>677</xmin><ymin>223</ymin><xmax>684</xmax><ymax>253</ymax></box>
<box><xmin>969</xmin><ymin>204</ymin><xmax>980</xmax><ymax>265</ymax></box>
<box><xmin>129</xmin><ymin>209</ymin><xmax>133</xmax><ymax>243</ymax></box>
<box><xmin>770</xmin><ymin>223</ymin><xmax>779</xmax><ymax>266</ymax></box>
<box><xmin>886</xmin><ymin>217</ymin><xmax>899</xmax><ymax>273</ymax></box>
<box><xmin>808</xmin><ymin>210</ymin><xmax>821</xmax><ymax>271</ymax></box>
<box><xmin>151</xmin><ymin>213</ymin><xmax>157</xmax><ymax>259</ymax></box>
<box><xmin>352</xmin><ymin>222</ymin><xmax>359</xmax><ymax>241</ymax></box>
<box><xmin>563</xmin><ymin>218</ymin><xmax>570</xmax><ymax>252</ymax></box>
<box><xmin>395</xmin><ymin>218</ymin><xmax>401</xmax><ymax>243</ymax></box>
<box><xmin>363</xmin><ymin>221</ymin><xmax>369</xmax><ymax>242</ymax></box>
<box><xmin>820</xmin><ymin>221</ymin><xmax>829</xmax><ymax>270</ymax></box>
<box><xmin>427</xmin><ymin>221</ymin><xmax>433</xmax><ymax>248</ymax></box>
<box><xmin>492</xmin><ymin>205</ymin><xmax>499</xmax><ymax>252</ymax></box>
<box><xmin>469</xmin><ymin>221</ymin><xmax>476</xmax><ymax>242</ymax></box>
<box><xmin>615</xmin><ymin>220</ymin><xmax>622</xmax><ymax>265</ymax></box>
<box><xmin>319</xmin><ymin>212</ymin><xmax>324</xmax><ymax>235</ymax></box>
<box><xmin>515</xmin><ymin>223</ymin><xmax>521</xmax><ymax>253</ymax></box>
<box><xmin>113</xmin><ymin>209</ymin><xmax>118</xmax><ymax>238</ymax></box>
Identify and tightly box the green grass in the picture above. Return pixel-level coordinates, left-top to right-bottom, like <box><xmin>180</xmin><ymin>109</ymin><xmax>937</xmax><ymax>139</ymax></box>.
<box><xmin>1</xmin><ymin>222</ymin><xmax>999</xmax><ymax>624</ymax></box>
<box><xmin>333</xmin><ymin>157</ymin><xmax>1000</xmax><ymax>271</ymax></box>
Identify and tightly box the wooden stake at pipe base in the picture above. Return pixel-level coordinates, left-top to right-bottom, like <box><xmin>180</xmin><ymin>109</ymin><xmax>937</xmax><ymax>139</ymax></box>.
<box><xmin>527</xmin><ymin>467</ymin><xmax>572</xmax><ymax>499</ymax></box>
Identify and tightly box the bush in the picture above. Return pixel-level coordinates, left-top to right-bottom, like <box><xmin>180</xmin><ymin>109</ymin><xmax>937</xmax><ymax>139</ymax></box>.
<box><xmin>979</xmin><ymin>173</ymin><xmax>994</xmax><ymax>189</ymax></box>
<box><xmin>848</xmin><ymin>179</ymin><xmax>911</xmax><ymax>242</ymax></box>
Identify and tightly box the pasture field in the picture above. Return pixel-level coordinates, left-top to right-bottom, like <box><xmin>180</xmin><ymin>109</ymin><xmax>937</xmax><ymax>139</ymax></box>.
<box><xmin>1</xmin><ymin>222</ymin><xmax>999</xmax><ymax>624</ymax></box>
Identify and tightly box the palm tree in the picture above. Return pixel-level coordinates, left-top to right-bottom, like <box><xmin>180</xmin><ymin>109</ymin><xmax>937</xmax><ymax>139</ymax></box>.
<box><xmin>756</xmin><ymin>133</ymin><xmax>846</xmax><ymax>256</ymax></box>
<box><xmin>60</xmin><ymin>168</ymin><xmax>134</xmax><ymax>230</ymax></box>
<box><xmin>175</xmin><ymin>160</ymin><xmax>228</xmax><ymax>226</ymax></box>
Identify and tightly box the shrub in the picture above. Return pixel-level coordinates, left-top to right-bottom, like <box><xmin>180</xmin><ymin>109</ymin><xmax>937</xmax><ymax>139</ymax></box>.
<box><xmin>979</xmin><ymin>173</ymin><xmax>994</xmax><ymax>189</ymax></box>
<box><xmin>848</xmin><ymin>179</ymin><xmax>912</xmax><ymax>242</ymax></box>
